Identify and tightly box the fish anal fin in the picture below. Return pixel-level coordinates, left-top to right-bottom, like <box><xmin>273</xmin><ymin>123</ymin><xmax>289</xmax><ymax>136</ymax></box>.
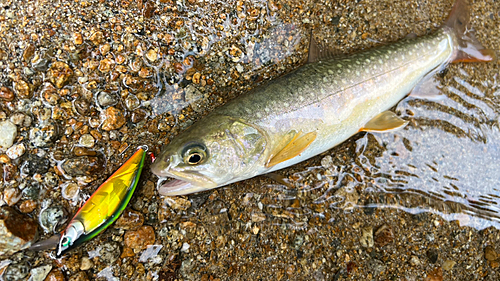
<box><xmin>361</xmin><ymin>111</ymin><xmax>408</xmax><ymax>133</ymax></box>
<box><xmin>266</xmin><ymin>131</ymin><xmax>317</xmax><ymax>168</ymax></box>
<box><xmin>409</xmin><ymin>72</ymin><xmax>446</xmax><ymax>101</ymax></box>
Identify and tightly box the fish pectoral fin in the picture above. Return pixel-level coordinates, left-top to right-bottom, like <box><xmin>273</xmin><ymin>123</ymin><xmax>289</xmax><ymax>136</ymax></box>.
<box><xmin>361</xmin><ymin>111</ymin><xmax>409</xmax><ymax>132</ymax></box>
<box><xmin>266</xmin><ymin>131</ymin><xmax>317</xmax><ymax>168</ymax></box>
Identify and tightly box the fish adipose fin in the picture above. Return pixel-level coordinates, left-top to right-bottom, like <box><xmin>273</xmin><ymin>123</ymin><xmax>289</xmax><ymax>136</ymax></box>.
<box><xmin>266</xmin><ymin>131</ymin><xmax>317</xmax><ymax>168</ymax></box>
<box><xmin>445</xmin><ymin>0</ymin><xmax>496</xmax><ymax>63</ymax></box>
<box><xmin>361</xmin><ymin>111</ymin><xmax>408</xmax><ymax>133</ymax></box>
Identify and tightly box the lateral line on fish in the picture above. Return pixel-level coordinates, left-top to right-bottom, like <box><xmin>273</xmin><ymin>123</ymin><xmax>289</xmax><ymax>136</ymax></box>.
<box><xmin>258</xmin><ymin>54</ymin><xmax>426</xmax><ymax>122</ymax></box>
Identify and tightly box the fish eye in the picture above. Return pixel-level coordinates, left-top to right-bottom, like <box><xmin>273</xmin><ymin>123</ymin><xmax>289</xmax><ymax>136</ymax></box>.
<box><xmin>182</xmin><ymin>143</ymin><xmax>207</xmax><ymax>165</ymax></box>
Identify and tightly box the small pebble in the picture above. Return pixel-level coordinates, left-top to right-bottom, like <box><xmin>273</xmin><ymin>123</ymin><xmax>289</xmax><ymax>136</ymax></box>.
<box><xmin>101</xmin><ymin>106</ymin><xmax>126</xmax><ymax>131</ymax></box>
<box><xmin>19</xmin><ymin>200</ymin><xmax>37</xmax><ymax>213</ymax></box>
<box><xmin>374</xmin><ymin>224</ymin><xmax>394</xmax><ymax>247</ymax></box>
<box><xmin>164</xmin><ymin>197</ymin><xmax>191</xmax><ymax>211</ymax></box>
<box><xmin>73</xmin><ymin>32</ymin><xmax>83</xmax><ymax>45</ymax></box>
<box><xmin>360</xmin><ymin>226</ymin><xmax>374</xmax><ymax>248</ymax></box>
<box><xmin>80</xmin><ymin>257</ymin><xmax>93</xmax><ymax>271</ymax></box>
<box><xmin>44</xmin><ymin>269</ymin><xmax>65</xmax><ymax>281</ymax></box>
<box><xmin>49</xmin><ymin>61</ymin><xmax>73</xmax><ymax>88</ymax></box>
<box><xmin>3</xmin><ymin>188</ymin><xmax>22</xmax><ymax>206</ymax></box>
<box><xmin>425</xmin><ymin>267</ymin><xmax>443</xmax><ymax>281</ymax></box>
<box><xmin>0</xmin><ymin>121</ymin><xmax>17</xmax><ymax>149</ymax></box>
<box><xmin>181</xmin><ymin>242</ymin><xmax>190</xmax><ymax>252</ymax></box>
<box><xmin>14</xmin><ymin>80</ymin><xmax>31</xmax><ymax>98</ymax></box>
<box><xmin>115</xmin><ymin>209</ymin><xmax>144</xmax><ymax>230</ymax></box>
<box><xmin>61</xmin><ymin>182</ymin><xmax>79</xmax><ymax>201</ymax></box>
<box><xmin>484</xmin><ymin>245</ymin><xmax>498</xmax><ymax>261</ymax></box>
<box><xmin>29</xmin><ymin>265</ymin><xmax>52</xmax><ymax>281</ymax></box>
<box><xmin>6</xmin><ymin>143</ymin><xmax>26</xmax><ymax>159</ymax></box>
<box><xmin>442</xmin><ymin>260</ymin><xmax>456</xmax><ymax>271</ymax></box>
<box><xmin>79</xmin><ymin>134</ymin><xmax>95</xmax><ymax>148</ymax></box>
<box><xmin>146</xmin><ymin>49</ymin><xmax>157</xmax><ymax>62</ymax></box>
<box><xmin>0</xmin><ymin>86</ymin><xmax>14</xmax><ymax>101</ymax></box>
<box><xmin>124</xmin><ymin>225</ymin><xmax>156</xmax><ymax>251</ymax></box>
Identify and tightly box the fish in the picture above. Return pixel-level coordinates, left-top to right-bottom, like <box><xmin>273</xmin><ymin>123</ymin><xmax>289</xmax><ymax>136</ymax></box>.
<box><xmin>29</xmin><ymin>147</ymin><xmax>146</xmax><ymax>256</ymax></box>
<box><xmin>151</xmin><ymin>0</ymin><xmax>495</xmax><ymax>196</ymax></box>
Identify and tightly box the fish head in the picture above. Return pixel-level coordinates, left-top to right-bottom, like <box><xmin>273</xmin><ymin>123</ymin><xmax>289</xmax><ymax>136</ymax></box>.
<box><xmin>57</xmin><ymin>219</ymin><xmax>84</xmax><ymax>256</ymax></box>
<box><xmin>151</xmin><ymin>115</ymin><xmax>268</xmax><ymax>195</ymax></box>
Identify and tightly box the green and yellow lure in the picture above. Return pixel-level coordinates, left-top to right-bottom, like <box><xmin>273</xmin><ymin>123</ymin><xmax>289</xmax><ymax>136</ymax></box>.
<box><xmin>30</xmin><ymin>147</ymin><xmax>146</xmax><ymax>256</ymax></box>
<box><xmin>57</xmin><ymin>147</ymin><xmax>146</xmax><ymax>256</ymax></box>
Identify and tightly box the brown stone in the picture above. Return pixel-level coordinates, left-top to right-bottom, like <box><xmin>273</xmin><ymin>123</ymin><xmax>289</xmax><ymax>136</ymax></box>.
<box><xmin>73</xmin><ymin>33</ymin><xmax>83</xmax><ymax>45</ymax></box>
<box><xmin>124</xmin><ymin>225</ymin><xmax>155</xmax><ymax>250</ymax></box>
<box><xmin>424</xmin><ymin>267</ymin><xmax>443</xmax><ymax>281</ymax></box>
<box><xmin>99</xmin><ymin>58</ymin><xmax>115</xmax><ymax>73</ymax></box>
<box><xmin>115</xmin><ymin>209</ymin><xmax>144</xmax><ymax>230</ymax></box>
<box><xmin>68</xmin><ymin>272</ymin><xmax>88</xmax><ymax>281</ymax></box>
<box><xmin>121</xmin><ymin>247</ymin><xmax>135</xmax><ymax>258</ymax></box>
<box><xmin>0</xmin><ymin>206</ymin><xmax>38</xmax><ymax>256</ymax></box>
<box><xmin>374</xmin><ymin>224</ymin><xmax>394</xmax><ymax>247</ymax></box>
<box><xmin>44</xmin><ymin>268</ymin><xmax>65</xmax><ymax>281</ymax></box>
<box><xmin>19</xmin><ymin>200</ymin><xmax>37</xmax><ymax>213</ymax></box>
<box><xmin>23</xmin><ymin>44</ymin><xmax>36</xmax><ymax>62</ymax></box>
<box><xmin>40</xmin><ymin>82</ymin><xmax>59</xmax><ymax>105</ymax></box>
<box><xmin>0</xmin><ymin>87</ymin><xmax>14</xmax><ymax>101</ymax></box>
<box><xmin>484</xmin><ymin>245</ymin><xmax>498</xmax><ymax>261</ymax></box>
<box><xmin>101</xmin><ymin>106</ymin><xmax>126</xmax><ymax>131</ymax></box>
<box><xmin>49</xmin><ymin>61</ymin><xmax>73</xmax><ymax>88</ymax></box>
<box><xmin>14</xmin><ymin>80</ymin><xmax>31</xmax><ymax>99</ymax></box>
<box><xmin>73</xmin><ymin>147</ymin><xmax>96</xmax><ymax>156</ymax></box>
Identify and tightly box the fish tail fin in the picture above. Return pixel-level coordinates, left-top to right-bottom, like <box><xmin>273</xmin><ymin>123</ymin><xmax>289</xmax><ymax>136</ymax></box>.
<box><xmin>444</xmin><ymin>0</ymin><xmax>496</xmax><ymax>63</ymax></box>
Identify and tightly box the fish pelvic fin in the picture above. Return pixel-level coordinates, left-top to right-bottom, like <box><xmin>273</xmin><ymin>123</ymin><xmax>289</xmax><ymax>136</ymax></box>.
<box><xmin>266</xmin><ymin>131</ymin><xmax>317</xmax><ymax>168</ymax></box>
<box><xmin>361</xmin><ymin>111</ymin><xmax>408</xmax><ymax>133</ymax></box>
<box><xmin>444</xmin><ymin>0</ymin><xmax>496</xmax><ymax>63</ymax></box>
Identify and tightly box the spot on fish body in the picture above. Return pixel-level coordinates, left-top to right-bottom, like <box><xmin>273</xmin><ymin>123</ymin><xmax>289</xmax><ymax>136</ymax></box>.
<box><xmin>328</xmin><ymin>70</ymin><xmax>334</xmax><ymax>75</ymax></box>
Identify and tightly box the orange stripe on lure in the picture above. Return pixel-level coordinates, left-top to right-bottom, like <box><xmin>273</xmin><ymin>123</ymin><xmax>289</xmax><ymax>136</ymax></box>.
<box><xmin>30</xmin><ymin>147</ymin><xmax>147</xmax><ymax>256</ymax></box>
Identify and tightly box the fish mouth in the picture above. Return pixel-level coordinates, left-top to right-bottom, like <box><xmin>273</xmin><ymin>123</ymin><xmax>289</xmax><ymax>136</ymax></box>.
<box><xmin>156</xmin><ymin>172</ymin><xmax>217</xmax><ymax>196</ymax></box>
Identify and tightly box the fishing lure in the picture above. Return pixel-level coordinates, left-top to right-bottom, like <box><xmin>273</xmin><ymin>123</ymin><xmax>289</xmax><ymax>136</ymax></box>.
<box><xmin>30</xmin><ymin>147</ymin><xmax>146</xmax><ymax>256</ymax></box>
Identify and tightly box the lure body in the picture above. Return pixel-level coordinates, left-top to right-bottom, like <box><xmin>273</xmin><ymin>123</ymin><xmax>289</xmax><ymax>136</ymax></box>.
<box><xmin>57</xmin><ymin>147</ymin><xmax>146</xmax><ymax>256</ymax></box>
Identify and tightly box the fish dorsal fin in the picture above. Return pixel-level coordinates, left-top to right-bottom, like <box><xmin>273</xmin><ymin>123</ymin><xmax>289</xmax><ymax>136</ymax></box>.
<box><xmin>266</xmin><ymin>131</ymin><xmax>317</xmax><ymax>168</ymax></box>
<box><xmin>307</xmin><ymin>32</ymin><xmax>344</xmax><ymax>63</ymax></box>
<box><xmin>361</xmin><ymin>111</ymin><xmax>408</xmax><ymax>132</ymax></box>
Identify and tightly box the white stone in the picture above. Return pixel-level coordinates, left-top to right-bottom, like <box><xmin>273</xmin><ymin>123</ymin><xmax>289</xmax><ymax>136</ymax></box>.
<box><xmin>0</xmin><ymin>121</ymin><xmax>17</xmax><ymax>149</ymax></box>
<box><xmin>6</xmin><ymin>143</ymin><xmax>26</xmax><ymax>159</ymax></box>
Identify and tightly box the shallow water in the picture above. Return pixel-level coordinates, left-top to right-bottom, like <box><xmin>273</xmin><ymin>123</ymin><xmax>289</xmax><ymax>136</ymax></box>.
<box><xmin>255</xmin><ymin>69</ymin><xmax>500</xmax><ymax>230</ymax></box>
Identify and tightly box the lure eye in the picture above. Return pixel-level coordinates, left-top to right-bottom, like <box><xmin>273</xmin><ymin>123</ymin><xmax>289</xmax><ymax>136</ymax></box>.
<box><xmin>61</xmin><ymin>236</ymin><xmax>71</xmax><ymax>247</ymax></box>
<box><xmin>182</xmin><ymin>144</ymin><xmax>207</xmax><ymax>165</ymax></box>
